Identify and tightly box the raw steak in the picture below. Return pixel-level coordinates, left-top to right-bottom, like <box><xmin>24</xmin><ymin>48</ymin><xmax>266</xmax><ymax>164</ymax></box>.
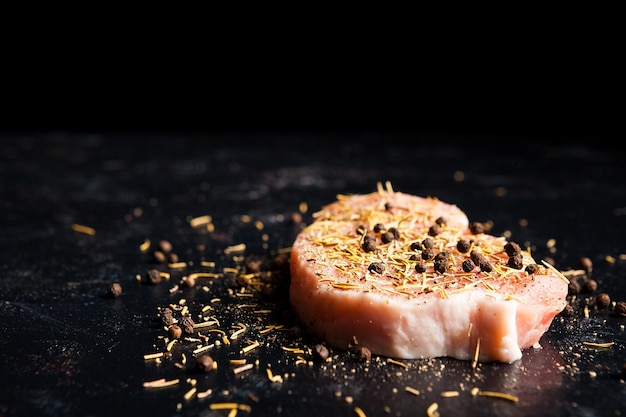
<box><xmin>289</xmin><ymin>182</ymin><xmax>568</xmax><ymax>363</ymax></box>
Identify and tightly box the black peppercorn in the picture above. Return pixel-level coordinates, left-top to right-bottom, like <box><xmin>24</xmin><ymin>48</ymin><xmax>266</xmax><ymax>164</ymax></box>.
<box><xmin>422</xmin><ymin>238</ymin><xmax>434</xmax><ymax>249</ymax></box>
<box><xmin>435</xmin><ymin>217</ymin><xmax>446</xmax><ymax>226</ymax></box>
<box><xmin>246</xmin><ymin>259</ymin><xmax>262</xmax><ymax>273</ymax></box>
<box><xmin>146</xmin><ymin>268</ymin><xmax>162</xmax><ymax>284</ymax></box>
<box><xmin>180</xmin><ymin>316</ymin><xmax>195</xmax><ymax>334</ymax></box>
<box><xmin>507</xmin><ymin>254</ymin><xmax>524</xmax><ymax>270</ymax></box>
<box><xmin>456</xmin><ymin>239</ymin><xmax>471</xmax><ymax>253</ymax></box>
<box><xmin>433</xmin><ymin>252</ymin><xmax>449</xmax><ymax>263</ymax></box>
<box><xmin>469</xmin><ymin>222</ymin><xmax>484</xmax><ymax>234</ymax></box>
<box><xmin>415</xmin><ymin>261</ymin><xmax>427</xmax><ymax>273</ymax></box>
<box><xmin>421</xmin><ymin>248</ymin><xmax>435</xmax><ymax>260</ymax></box>
<box><xmin>368</xmin><ymin>262</ymin><xmax>385</xmax><ymax>275</ymax></box>
<box><xmin>504</xmin><ymin>242</ymin><xmax>522</xmax><ymax>257</ymax></box>
<box><xmin>434</xmin><ymin>259</ymin><xmax>448</xmax><ymax>274</ymax></box>
<box><xmin>469</xmin><ymin>250</ymin><xmax>493</xmax><ymax>272</ymax></box>
<box><xmin>478</xmin><ymin>259</ymin><xmax>493</xmax><ymax>273</ymax></box>
<box><xmin>161</xmin><ymin>313</ymin><xmax>175</xmax><ymax>326</ymax></box>
<box><xmin>373</xmin><ymin>223</ymin><xmax>385</xmax><ymax>233</ymax></box>
<box><xmin>582</xmin><ymin>279</ymin><xmax>598</xmax><ymax>293</ymax></box>
<box><xmin>362</xmin><ymin>234</ymin><xmax>377</xmax><ymax>252</ymax></box>
<box><xmin>158</xmin><ymin>239</ymin><xmax>173</xmax><ymax>254</ymax></box>
<box><xmin>578</xmin><ymin>257</ymin><xmax>593</xmax><ymax>272</ymax></box>
<box><xmin>181</xmin><ymin>275</ymin><xmax>196</xmax><ymax>288</ymax></box>
<box><xmin>595</xmin><ymin>293</ymin><xmax>611</xmax><ymax>309</ymax></box>
<box><xmin>381</xmin><ymin>231</ymin><xmax>395</xmax><ymax>244</ymax></box>
<box><xmin>168</xmin><ymin>324</ymin><xmax>182</xmax><ymax>339</ymax></box>
<box><xmin>108</xmin><ymin>282</ymin><xmax>122</xmax><ymax>298</ymax></box>
<box><xmin>428</xmin><ymin>224</ymin><xmax>442</xmax><ymax>237</ymax></box>
<box><xmin>357</xmin><ymin>346</ymin><xmax>371</xmax><ymax>363</ymax></box>
<box><xmin>153</xmin><ymin>250</ymin><xmax>166</xmax><ymax>263</ymax></box>
<box><xmin>196</xmin><ymin>354</ymin><xmax>215</xmax><ymax>372</ymax></box>
<box><xmin>462</xmin><ymin>259</ymin><xmax>475</xmax><ymax>272</ymax></box>
<box><xmin>525</xmin><ymin>264</ymin><xmax>538</xmax><ymax>275</ymax></box>
<box><xmin>314</xmin><ymin>344</ymin><xmax>330</xmax><ymax>361</ymax></box>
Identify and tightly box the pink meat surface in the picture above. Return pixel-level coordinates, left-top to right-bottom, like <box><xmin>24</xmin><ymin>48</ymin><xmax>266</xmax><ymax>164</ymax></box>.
<box><xmin>289</xmin><ymin>185</ymin><xmax>568</xmax><ymax>363</ymax></box>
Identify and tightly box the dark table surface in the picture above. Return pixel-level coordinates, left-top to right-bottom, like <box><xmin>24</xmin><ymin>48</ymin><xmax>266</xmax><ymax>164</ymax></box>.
<box><xmin>1</xmin><ymin>133</ymin><xmax>624</xmax><ymax>417</ymax></box>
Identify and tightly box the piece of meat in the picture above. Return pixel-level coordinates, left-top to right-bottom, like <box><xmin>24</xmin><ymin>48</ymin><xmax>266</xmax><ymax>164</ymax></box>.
<box><xmin>289</xmin><ymin>183</ymin><xmax>568</xmax><ymax>363</ymax></box>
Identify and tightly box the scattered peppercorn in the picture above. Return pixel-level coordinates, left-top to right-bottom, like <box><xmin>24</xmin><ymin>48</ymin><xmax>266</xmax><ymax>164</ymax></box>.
<box><xmin>433</xmin><ymin>252</ymin><xmax>449</xmax><ymax>263</ymax></box>
<box><xmin>596</xmin><ymin>293</ymin><xmax>611</xmax><ymax>309</ymax></box>
<box><xmin>373</xmin><ymin>223</ymin><xmax>385</xmax><ymax>233</ymax></box>
<box><xmin>314</xmin><ymin>344</ymin><xmax>330</xmax><ymax>361</ymax></box>
<box><xmin>362</xmin><ymin>234</ymin><xmax>377</xmax><ymax>252</ymax></box>
<box><xmin>161</xmin><ymin>313</ymin><xmax>175</xmax><ymax>326</ymax></box>
<box><xmin>614</xmin><ymin>301</ymin><xmax>626</xmax><ymax>316</ymax></box>
<box><xmin>469</xmin><ymin>222</ymin><xmax>484</xmax><ymax>234</ymax></box>
<box><xmin>290</xmin><ymin>212</ymin><xmax>303</xmax><ymax>225</ymax></box>
<box><xmin>168</xmin><ymin>324</ymin><xmax>182</xmax><ymax>339</ymax></box>
<box><xmin>388</xmin><ymin>227</ymin><xmax>400</xmax><ymax>240</ymax></box>
<box><xmin>381</xmin><ymin>231</ymin><xmax>395</xmax><ymax>244</ymax></box>
<box><xmin>356</xmin><ymin>225</ymin><xmax>367</xmax><ymax>236</ymax></box>
<box><xmin>421</xmin><ymin>248</ymin><xmax>435</xmax><ymax>260</ymax></box>
<box><xmin>368</xmin><ymin>262</ymin><xmax>385</xmax><ymax>275</ymax></box>
<box><xmin>433</xmin><ymin>261</ymin><xmax>447</xmax><ymax>274</ymax></box>
<box><xmin>146</xmin><ymin>268</ymin><xmax>162</xmax><ymax>284</ymax></box>
<box><xmin>504</xmin><ymin>241</ymin><xmax>522</xmax><ymax>257</ymax></box>
<box><xmin>435</xmin><ymin>217</ymin><xmax>446</xmax><ymax>227</ymax></box>
<box><xmin>478</xmin><ymin>258</ymin><xmax>493</xmax><ymax>273</ymax></box>
<box><xmin>108</xmin><ymin>282</ymin><xmax>122</xmax><ymax>298</ymax></box>
<box><xmin>525</xmin><ymin>264</ymin><xmax>538</xmax><ymax>275</ymax></box>
<box><xmin>153</xmin><ymin>250</ymin><xmax>167</xmax><ymax>263</ymax></box>
<box><xmin>181</xmin><ymin>275</ymin><xmax>196</xmax><ymax>288</ymax></box>
<box><xmin>578</xmin><ymin>257</ymin><xmax>593</xmax><ymax>272</ymax></box>
<box><xmin>357</xmin><ymin>346</ymin><xmax>371</xmax><ymax>363</ymax></box>
<box><xmin>462</xmin><ymin>259</ymin><xmax>475</xmax><ymax>272</ymax></box>
<box><xmin>246</xmin><ymin>259</ymin><xmax>262</xmax><ymax>273</ymax></box>
<box><xmin>415</xmin><ymin>261</ymin><xmax>427</xmax><ymax>273</ymax></box>
<box><xmin>433</xmin><ymin>253</ymin><xmax>449</xmax><ymax>274</ymax></box>
<box><xmin>582</xmin><ymin>279</ymin><xmax>598</xmax><ymax>293</ymax></box>
<box><xmin>422</xmin><ymin>238</ymin><xmax>434</xmax><ymax>249</ymax></box>
<box><xmin>180</xmin><ymin>316</ymin><xmax>195</xmax><ymax>334</ymax></box>
<box><xmin>507</xmin><ymin>254</ymin><xmax>524</xmax><ymax>270</ymax></box>
<box><xmin>159</xmin><ymin>307</ymin><xmax>175</xmax><ymax>325</ymax></box>
<box><xmin>196</xmin><ymin>354</ymin><xmax>215</xmax><ymax>372</ymax></box>
<box><xmin>470</xmin><ymin>250</ymin><xmax>493</xmax><ymax>272</ymax></box>
<box><xmin>158</xmin><ymin>240</ymin><xmax>173</xmax><ymax>254</ymax></box>
<box><xmin>428</xmin><ymin>224</ymin><xmax>442</xmax><ymax>237</ymax></box>
<box><xmin>456</xmin><ymin>239</ymin><xmax>471</xmax><ymax>253</ymax></box>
